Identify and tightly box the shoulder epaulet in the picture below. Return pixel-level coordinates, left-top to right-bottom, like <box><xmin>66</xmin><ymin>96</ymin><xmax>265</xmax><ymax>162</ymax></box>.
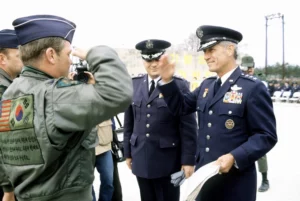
<box><xmin>240</xmin><ymin>73</ymin><xmax>259</xmax><ymax>82</ymax></box>
<box><xmin>132</xmin><ymin>74</ymin><xmax>145</xmax><ymax>79</ymax></box>
<box><xmin>56</xmin><ymin>78</ymin><xmax>83</xmax><ymax>88</ymax></box>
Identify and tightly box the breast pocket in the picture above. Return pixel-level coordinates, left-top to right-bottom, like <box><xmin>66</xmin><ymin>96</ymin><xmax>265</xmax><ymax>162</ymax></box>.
<box><xmin>218</xmin><ymin>105</ymin><xmax>245</xmax><ymax>130</ymax></box>
<box><xmin>156</xmin><ymin>99</ymin><xmax>173</xmax><ymax>123</ymax></box>
<box><xmin>132</xmin><ymin>100</ymin><xmax>141</xmax><ymax>121</ymax></box>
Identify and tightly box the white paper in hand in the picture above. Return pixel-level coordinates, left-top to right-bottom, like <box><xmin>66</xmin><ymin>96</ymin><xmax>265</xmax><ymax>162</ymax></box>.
<box><xmin>180</xmin><ymin>161</ymin><xmax>220</xmax><ymax>201</ymax></box>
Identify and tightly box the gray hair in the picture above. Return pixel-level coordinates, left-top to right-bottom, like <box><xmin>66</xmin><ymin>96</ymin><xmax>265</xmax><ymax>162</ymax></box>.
<box><xmin>219</xmin><ymin>41</ymin><xmax>238</xmax><ymax>59</ymax></box>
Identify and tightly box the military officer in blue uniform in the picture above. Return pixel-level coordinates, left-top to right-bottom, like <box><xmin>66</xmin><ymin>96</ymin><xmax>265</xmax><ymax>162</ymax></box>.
<box><xmin>123</xmin><ymin>39</ymin><xmax>197</xmax><ymax>201</ymax></box>
<box><xmin>157</xmin><ymin>26</ymin><xmax>277</xmax><ymax>201</ymax></box>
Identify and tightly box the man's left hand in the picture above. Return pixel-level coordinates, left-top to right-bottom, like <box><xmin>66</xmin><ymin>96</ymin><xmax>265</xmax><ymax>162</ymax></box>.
<box><xmin>216</xmin><ymin>153</ymin><xmax>235</xmax><ymax>174</ymax></box>
<box><xmin>181</xmin><ymin>165</ymin><xmax>195</xmax><ymax>178</ymax></box>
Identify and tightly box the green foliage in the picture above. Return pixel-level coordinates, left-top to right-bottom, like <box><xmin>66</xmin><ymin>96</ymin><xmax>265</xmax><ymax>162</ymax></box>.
<box><xmin>255</xmin><ymin>63</ymin><xmax>300</xmax><ymax>81</ymax></box>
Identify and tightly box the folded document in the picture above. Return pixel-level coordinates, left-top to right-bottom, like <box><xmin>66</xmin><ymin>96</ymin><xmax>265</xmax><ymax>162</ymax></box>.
<box><xmin>180</xmin><ymin>162</ymin><xmax>220</xmax><ymax>201</ymax></box>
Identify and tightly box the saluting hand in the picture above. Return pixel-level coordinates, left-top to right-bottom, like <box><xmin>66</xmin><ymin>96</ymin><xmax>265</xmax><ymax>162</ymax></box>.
<box><xmin>215</xmin><ymin>153</ymin><xmax>235</xmax><ymax>174</ymax></box>
<box><xmin>158</xmin><ymin>54</ymin><xmax>176</xmax><ymax>83</ymax></box>
<box><xmin>71</xmin><ymin>46</ymin><xmax>88</xmax><ymax>60</ymax></box>
<box><xmin>182</xmin><ymin>165</ymin><xmax>195</xmax><ymax>179</ymax></box>
<box><xmin>126</xmin><ymin>158</ymin><xmax>132</xmax><ymax>170</ymax></box>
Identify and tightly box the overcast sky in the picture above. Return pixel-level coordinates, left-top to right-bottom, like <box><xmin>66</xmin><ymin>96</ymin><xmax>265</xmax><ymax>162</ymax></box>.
<box><xmin>1</xmin><ymin>0</ymin><xmax>299</xmax><ymax>67</ymax></box>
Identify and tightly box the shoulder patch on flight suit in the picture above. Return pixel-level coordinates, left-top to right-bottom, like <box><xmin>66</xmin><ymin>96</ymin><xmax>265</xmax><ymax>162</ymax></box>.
<box><xmin>56</xmin><ymin>78</ymin><xmax>82</xmax><ymax>88</ymax></box>
<box><xmin>0</xmin><ymin>85</ymin><xmax>8</xmax><ymax>99</ymax></box>
<box><xmin>0</xmin><ymin>95</ymin><xmax>44</xmax><ymax>165</ymax></box>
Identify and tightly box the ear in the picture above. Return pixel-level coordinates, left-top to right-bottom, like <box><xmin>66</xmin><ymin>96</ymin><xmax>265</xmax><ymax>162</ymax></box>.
<box><xmin>0</xmin><ymin>53</ymin><xmax>7</xmax><ymax>65</ymax></box>
<box><xmin>45</xmin><ymin>47</ymin><xmax>57</xmax><ymax>64</ymax></box>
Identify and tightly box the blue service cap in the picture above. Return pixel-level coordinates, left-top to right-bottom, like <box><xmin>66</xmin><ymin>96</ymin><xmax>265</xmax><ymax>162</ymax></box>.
<box><xmin>0</xmin><ymin>29</ymin><xmax>19</xmax><ymax>49</ymax></box>
<box><xmin>135</xmin><ymin>39</ymin><xmax>171</xmax><ymax>61</ymax></box>
<box><xmin>12</xmin><ymin>14</ymin><xmax>76</xmax><ymax>45</ymax></box>
<box><xmin>196</xmin><ymin>25</ymin><xmax>243</xmax><ymax>51</ymax></box>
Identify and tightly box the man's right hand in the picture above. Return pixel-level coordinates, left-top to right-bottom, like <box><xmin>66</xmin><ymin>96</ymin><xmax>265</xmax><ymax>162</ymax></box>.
<box><xmin>158</xmin><ymin>54</ymin><xmax>176</xmax><ymax>83</ymax></box>
<box><xmin>126</xmin><ymin>158</ymin><xmax>132</xmax><ymax>170</ymax></box>
<box><xmin>3</xmin><ymin>192</ymin><xmax>15</xmax><ymax>201</ymax></box>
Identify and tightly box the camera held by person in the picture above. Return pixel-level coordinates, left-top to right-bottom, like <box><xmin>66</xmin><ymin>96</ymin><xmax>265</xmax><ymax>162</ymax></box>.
<box><xmin>73</xmin><ymin>59</ymin><xmax>89</xmax><ymax>83</ymax></box>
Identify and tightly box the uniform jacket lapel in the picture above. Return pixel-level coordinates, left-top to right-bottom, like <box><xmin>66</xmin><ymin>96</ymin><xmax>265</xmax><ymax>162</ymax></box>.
<box><xmin>208</xmin><ymin>68</ymin><xmax>241</xmax><ymax>108</ymax></box>
<box><xmin>140</xmin><ymin>75</ymin><xmax>149</xmax><ymax>101</ymax></box>
<box><xmin>205</xmin><ymin>80</ymin><xmax>215</xmax><ymax>102</ymax></box>
<box><xmin>147</xmin><ymin>87</ymin><xmax>160</xmax><ymax>104</ymax></box>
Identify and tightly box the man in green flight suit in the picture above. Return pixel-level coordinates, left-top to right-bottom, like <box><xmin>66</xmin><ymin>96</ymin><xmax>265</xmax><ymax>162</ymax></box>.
<box><xmin>0</xmin><ymin>14</ymin><xmax>133</xmax><ymax>201</ymax></box>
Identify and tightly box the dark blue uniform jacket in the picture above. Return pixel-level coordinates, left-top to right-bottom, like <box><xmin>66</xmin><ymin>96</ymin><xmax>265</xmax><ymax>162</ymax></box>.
<box><xmin>124</xmin><ymin>75</ymin><xmax>197</xmax><ymax>179</ymax></box>
<box><xmin>158</xmin><ymin>67</ymin><xmax>277</xmax><ymax>201</ymax></box>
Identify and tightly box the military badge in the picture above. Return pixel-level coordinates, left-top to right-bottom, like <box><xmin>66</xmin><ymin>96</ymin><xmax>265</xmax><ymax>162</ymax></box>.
<box><xmin>197</xmin><ymin>29</ymin><xmax>203</xmax><ymax>38</ymax></box>
<box><xmin>230</xmin><ymin>84</ymin><xmax>242</xmax><ymax>91</ymax></box>
<box><xmin>146</xmin><ymin>40</ymin><xmax>153</xmax><ymax>49</ymax></box>
<box><xmin>159</xmin><ymin>93</ymin><xmax>164</xmax><ymax>98</ymax></box>
<box><xmin>223</xmin><ymin>85</ymin><xmax>243</xmax><ymax>104</ymax></box>
<box><xmin>225</xmin><ymin>119</ymin><xmax>235</xmax><ymax>129</ymax></box>
<box><xmin>223</xmin><ymin>91</ymin><xmax>243</xmax><ymax>104</ymax></box>
<box><xmin>203</xmin><ymin>88</ymin><xmax>208</xmax><ymax>97</ymax></box>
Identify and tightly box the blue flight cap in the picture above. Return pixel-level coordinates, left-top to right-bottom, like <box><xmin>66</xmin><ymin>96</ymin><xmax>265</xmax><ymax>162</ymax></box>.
<box><xmin>0</xmin><ymin>29</ymin><xmax>19</xmax><ymax>49</ymax></box>
<box><xmin>12</xmin><ymin>14</ymin><xmax>76</xmax><ymax>45</ymax></box>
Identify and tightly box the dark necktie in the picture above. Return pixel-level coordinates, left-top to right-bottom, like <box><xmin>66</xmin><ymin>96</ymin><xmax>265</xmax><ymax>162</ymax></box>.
<box><xmin>149</xmin><ymin>80</ymin><xmax>155</xmax><ymax>96</ymax></box>
<box><xmin>214</xmin><ymin>79</ymin><xmax>222</xmax><ymax>96</ymax></box>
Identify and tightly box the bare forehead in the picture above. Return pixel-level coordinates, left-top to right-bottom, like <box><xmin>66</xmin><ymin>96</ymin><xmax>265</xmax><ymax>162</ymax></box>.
<box><xmin>63</xmin><ymin>41</ymin><xmax>72</xmax><ymax>52</ymax></box>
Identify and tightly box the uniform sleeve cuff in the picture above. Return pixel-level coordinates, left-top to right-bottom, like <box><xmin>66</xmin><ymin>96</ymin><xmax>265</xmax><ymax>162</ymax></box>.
<box><xmin>158</xmin><ymin>79</ymin><xmax>173</xmax><ymax>86</ymax></box>
<box><xmin>158</xmin><ymin>80</ymin><xmax>179</xmax><ymax>97</ymax></box>
<box><xmin>2</xmin><ymin>184</ymin><xmax>14</xmax><ymax>192</ymax></box>
<box><xmin>230</xmin><ymin>146</ymin><xmax>249</xmax><ymax>171</ymax></box>
<box><xmin>181</xmin><ymin>154</ymin><xmax>196</xmax><ymax>166</ymax></box>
